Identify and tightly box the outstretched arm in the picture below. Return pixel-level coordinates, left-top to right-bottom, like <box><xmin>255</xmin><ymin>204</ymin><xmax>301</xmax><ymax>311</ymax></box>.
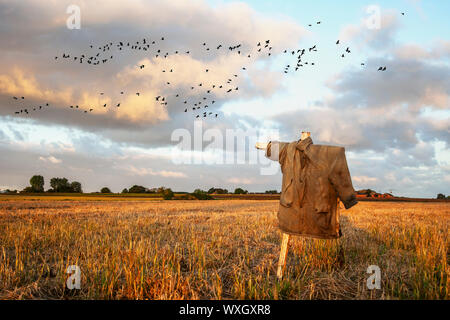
<box><xmin>256</xmin><ymin>131</ymin><xmax>311</xmax><ymax>163</ymax></box>
<box><xmin>256</xmin><ymin>141</ymin><xmax>289</xmax><ymax>162</ymax></box>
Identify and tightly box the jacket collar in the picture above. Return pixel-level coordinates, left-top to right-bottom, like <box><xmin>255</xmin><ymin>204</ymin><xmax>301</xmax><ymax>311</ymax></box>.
<box><xmin>295</xmin><ymin>136</ymin><xmax>313</xmax><ymax>152</ymax></box>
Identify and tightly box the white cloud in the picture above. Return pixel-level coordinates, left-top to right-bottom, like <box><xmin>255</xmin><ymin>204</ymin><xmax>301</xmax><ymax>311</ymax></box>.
<box><xmin>39</xmin><ymin>155</ymin><xmax>62</xmax><ymax>164</ymax></box>
<box><xmin>123</xmin><ymin>165</ymin><xmax>187</xmax><ymax>178</ymax></box>
<box><xmin>227</xmin><ymin>177</ymin><xmax>254</xmax><ymax>185</ymax></box>
<box><xmin>353</xmin><ymin>175</ymin><xmax>379</xmax><ymax>185</ymax></box>
<box><xmin>0</xmin><ymin>0</ymin><xmax>306</xmax><ymax>133</ymax></box>
<box><xmin>394</xmin><ymin>40</ymin><xmax>450</xmax><ymax>60</ymax></box>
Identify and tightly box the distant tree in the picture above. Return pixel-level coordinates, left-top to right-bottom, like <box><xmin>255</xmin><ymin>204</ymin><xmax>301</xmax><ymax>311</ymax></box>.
<box><xmin>49</xmin><ymin>178</ymin><xmax>82</xmax><ymax>193</ymax></box>
<box><xmin>128</xmin><ymin>185</ymin><xmax>147</xmax><ymax>194</ymax></box>
<box><xmin>193</xmin><ymin>189</ymin><xmax>213</xmax><ymax>200</ymax></box>
<box><xmin>21</xmin><ymin>186</ymin><xmax>34</xmax><ymax>193</ymax></box>
<box><xmin>71</xmin><ymin>181</ymin><xmax>82</xmax><ymax>193</ymax></box>
<box><xmin>157</xmin><ymin>187</ymin><xmax>168</xmax><ymax>194</ymax></box>
<box><xmin>121</xmin><ymin>188</ymin><xmax>128</xmax><ymax>194</ymax></box>
<box><xmin>29</xmin><ymin>175</ymin><xmax>44</xmax><ymax>193</ymax></box>
<box><xmin>265</xmin><ymin>190</ymin><xmax>279</xmax><ymax>194</ymax></box>
<box><xmin>101</xmin><ymin>187</ymin><xmax>112</xmax><ymax>194</ymax></box>
<box><xmin>234</xmin><ymin>188</ymin><xmax>248</xmax><ymax>195</ymax></box>
<box><xmin>437</xmin><ymin>193</ymin><xmax>446</xmax><ymax>200</ymax></box>
<box><xmin>50</xmin><ymin>178</ymin><xmax>70</xmax><ymax>192</ymax></box>
<box><xmin>162</xmin><ymin>188</ymin><xmax>174</xmax><ymax>200</ymax></box>
<box><xmin>208</xmin><ymin>188</ymin><xmax>228</xmax><ymax>194</ymax></box>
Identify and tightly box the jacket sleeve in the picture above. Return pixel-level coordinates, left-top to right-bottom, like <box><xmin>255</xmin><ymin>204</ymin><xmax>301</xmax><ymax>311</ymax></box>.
<box><xmin>265</xmin><ymin>141</ymin><xmax>289</xmax><ymax>164</ymax></box>
<box><xmin>328</xmin><ymin>148</ymin><xmax>358</xmax><ymax>209</ymax></box>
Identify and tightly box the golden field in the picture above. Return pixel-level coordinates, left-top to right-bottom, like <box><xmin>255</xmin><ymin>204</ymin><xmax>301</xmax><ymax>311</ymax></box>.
<box><xmin>0</xmin><ymin>197</ymin><xmax>448</xmax><ymax>300</ymax></box>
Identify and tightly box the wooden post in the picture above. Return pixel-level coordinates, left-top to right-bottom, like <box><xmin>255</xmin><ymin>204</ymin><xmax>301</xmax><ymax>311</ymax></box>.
<box><xmin>277</xmin><ymin>233</ymin><xmax>290</xmax><ymax>279</ymax></box>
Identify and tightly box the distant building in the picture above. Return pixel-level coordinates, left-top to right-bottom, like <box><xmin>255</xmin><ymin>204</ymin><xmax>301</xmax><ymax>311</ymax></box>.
<box><xmin>356</xmin><ymin>189</ymin><xmax>395</xmax><ymax>199</ymax></box>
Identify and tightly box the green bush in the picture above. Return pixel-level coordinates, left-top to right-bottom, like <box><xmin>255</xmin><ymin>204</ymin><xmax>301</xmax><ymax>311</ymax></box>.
<box><xmin>128</xmin><ymin>185</ymin><xmax>147</xmax><ymax>193</ymax></box>
<box><xmin>234</xmin><ymin>188</ymin><xmax>248</xmax><ymax>195</ymax></box>
<box><xmin>162</xmin><ymin>188</ymin><xmax>174</xmax><ymax>200</ymax></box>
<box><xmin>101</xmin><ymin>187</ymin><xmax>112</xmax><ymax>193</ymax></box>
<box><xmin>193</xmin><ymin>190</ymin><xmax>213</xmax><ymax>200</ymax></box>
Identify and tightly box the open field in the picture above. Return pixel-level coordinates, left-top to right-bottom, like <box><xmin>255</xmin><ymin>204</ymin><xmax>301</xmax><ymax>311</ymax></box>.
<box><xmin>0</xmin><ymin>198</ymin><xmax>448</xmax><ymax>300</ymax></box>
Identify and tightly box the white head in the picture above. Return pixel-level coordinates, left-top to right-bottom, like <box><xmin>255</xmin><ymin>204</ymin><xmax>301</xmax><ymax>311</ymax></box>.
<box><xmin>301</xmin><ymin>131</ymin><xmax>311</xmax><ymax>140</ymax></box>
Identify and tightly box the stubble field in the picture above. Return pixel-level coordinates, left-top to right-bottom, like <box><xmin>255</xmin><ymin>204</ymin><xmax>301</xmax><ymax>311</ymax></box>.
<box><xmin>0</xmin><ymin>198</ymin><xmax>448</xmax><ymax>300</ymax></box>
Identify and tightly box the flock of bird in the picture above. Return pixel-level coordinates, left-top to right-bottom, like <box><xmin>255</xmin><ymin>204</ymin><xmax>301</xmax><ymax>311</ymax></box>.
<box><xmin>11</xmin><ymin>14</ymin><xmax>406</xmax><ymax>119</ymax></box>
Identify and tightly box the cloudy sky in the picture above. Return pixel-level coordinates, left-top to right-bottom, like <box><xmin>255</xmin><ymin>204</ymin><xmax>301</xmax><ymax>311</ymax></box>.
<box><xmin>0</xmin><ymin>0</ymin><xmax>448</xmax><ymax>197</ymax></box>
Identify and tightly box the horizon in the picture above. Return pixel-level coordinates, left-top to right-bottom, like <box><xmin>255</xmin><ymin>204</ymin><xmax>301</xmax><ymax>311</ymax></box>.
<box><xmin>0</xmin><ymin>173</ymin><xmax>441</xmax><ymax>199</ymax></box>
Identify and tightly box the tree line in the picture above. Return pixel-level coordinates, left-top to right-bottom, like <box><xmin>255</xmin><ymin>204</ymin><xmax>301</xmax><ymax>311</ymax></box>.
<box><xmin>2</xmin><ymin>175</ymin><xmax>447</xmax><ymax>199</ymax></box>
<box><xmin>22</xmin><ymin>175</ymin><xmax>83</xmax><ymax>193</ymax></box>
<box><xmin>1</xmin><ymin>175</ymin><xmax>281</xmax><ymax>198</ymax></box>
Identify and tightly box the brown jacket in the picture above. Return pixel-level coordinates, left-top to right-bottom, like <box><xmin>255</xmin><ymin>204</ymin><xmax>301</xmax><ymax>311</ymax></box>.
<box><xmin>266</xmin><ymin>137</ymin><xmax>358</xmax><ymax>239</ymax></box>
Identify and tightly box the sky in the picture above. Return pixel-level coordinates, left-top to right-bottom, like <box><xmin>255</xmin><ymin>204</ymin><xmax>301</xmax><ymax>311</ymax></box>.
<box><xmin>0</xmin><ymin>0</ymin><xmax>449</xmax><ymax>197</ymax></box>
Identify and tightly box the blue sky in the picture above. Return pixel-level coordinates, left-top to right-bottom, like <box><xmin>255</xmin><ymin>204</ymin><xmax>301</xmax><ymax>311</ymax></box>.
<box><xmin>0</xmin><ymin>0</ymin><xmax>448</xmax><ymax>197</ymax></box>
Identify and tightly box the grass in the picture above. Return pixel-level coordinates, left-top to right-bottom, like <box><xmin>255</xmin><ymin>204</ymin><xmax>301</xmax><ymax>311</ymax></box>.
<box><xmin>0</xmin><ymin>198</ymin><xmax>448</xmax><ymax>300</ymax></box>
